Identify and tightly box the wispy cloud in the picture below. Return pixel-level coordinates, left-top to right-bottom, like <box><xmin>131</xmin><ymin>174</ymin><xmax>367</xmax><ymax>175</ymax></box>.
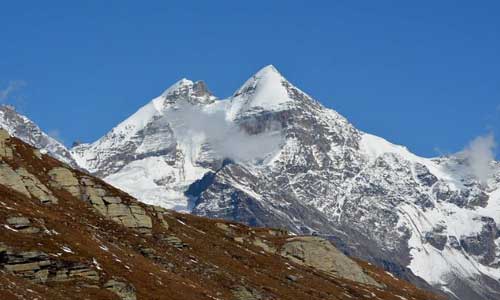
<box><xmin>458</xmin><ymin>133</ymin><xmax>496</xmax><ymax>184</ymax></box>
<box><xmin>164</xmin><ymin>103</ymin><xmax>283</xmax><ymax>164</ymax></box>
<box><xmin>0</xmin><ymin>80</ymin><xmax>26</xmax><ymax>102</ymax></box>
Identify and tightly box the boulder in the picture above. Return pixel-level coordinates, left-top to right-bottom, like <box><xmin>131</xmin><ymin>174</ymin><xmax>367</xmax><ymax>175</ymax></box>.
<box><xmin>107</xmin><ymin>203</ymin><xmax>152</xmax><ymax>231</ymax></box>
<box><xmin>279</xmin><ymin>236</ymin><xmax>382</xmax><ymax>287</ymax></box>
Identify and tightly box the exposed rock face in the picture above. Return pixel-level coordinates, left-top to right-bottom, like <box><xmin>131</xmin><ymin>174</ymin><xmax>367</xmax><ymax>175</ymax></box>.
<box><xmin>48</xmin><ymin>167</ymin><xmax>81</xmax><ymax>197</ymax></box>
<box><xmin>425</xmin><ymin>232</ymin><xmax>448</xmax><ymax>251</ymax></box>
<box><xmin>48</xmin><ymin>167</ymin><xmax>152</xmax><ymax>233</ymax></box>
<box><xmin>415</xmin><ymin>163</ymin><xmax>438</xmax><ymax>187</ymax></box>
<box><xmin>18</xmin><ymin>167</ymin><xmax>58</xmax><ymax>204</ymax></box>
<box><xmin>460</xmin><ymin>217</ymin><xmax>498</xmax><ymax>265</ymax></box>
<box><xmin>0</xmin><ymin>245</ymin><xmax>99</xmax><ymax>284</ymax></box>
<box><xmin>0</xmin><ymin>162</ymin><xmax>31</xmax><ymax>197</ymax></box>
<box><xmin>0</xmin><ymin>132</ymin><xmax>58</xmax><ymax>206</ymax></box>
<box><xmin>0</xmin><ymin>132</ymin><xmax>152</xmax><ymax>235</ymax></box>
<box><xmin>279</xmin><ymin>236</ymin><xmax>382</xmax><ymax>287</ymax></box>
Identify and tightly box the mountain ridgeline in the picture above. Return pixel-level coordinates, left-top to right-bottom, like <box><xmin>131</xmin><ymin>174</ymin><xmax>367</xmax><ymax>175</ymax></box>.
<box><xmin>1</xmin><ymin>65</ymin><xmax>500</xmax><ymax>300</ymax></box>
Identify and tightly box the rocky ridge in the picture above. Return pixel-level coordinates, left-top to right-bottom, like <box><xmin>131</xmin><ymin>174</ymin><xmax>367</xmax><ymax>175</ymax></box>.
<box><xmin>0</xmin><ymin>105</ymin><xmax>76</xmax><ymax>166</ymax></box>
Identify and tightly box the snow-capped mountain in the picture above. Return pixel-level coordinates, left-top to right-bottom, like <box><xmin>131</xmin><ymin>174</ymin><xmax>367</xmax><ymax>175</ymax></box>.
<box><xmin>0</xmin><ymin>105</ymin><xmax>76</xmax><ymax>166</ymax></box>
<box><xmin>71</xmin><ymin>65</ymin><xmax>500</xmax><ymax>300</ymax></box>
<box><xmin>71</xmin><ymin>79</ymin><xmax>218</xmax><ymax>210</ymax></box>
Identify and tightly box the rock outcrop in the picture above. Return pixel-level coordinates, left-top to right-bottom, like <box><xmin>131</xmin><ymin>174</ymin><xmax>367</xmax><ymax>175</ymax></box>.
<box><xmin>279</xmin><ymin>236</ymin><xmax>382</xmax><ymax>287</ymax></box>
<box><xmin>0</xmin><ymin>245</ymin><xmax>99</xmax><ymax>284</ymax></box>
<box><xmin>48</xmin><ymin>167</ymin><xmax>153</xmax><ymax>233</ymax></box>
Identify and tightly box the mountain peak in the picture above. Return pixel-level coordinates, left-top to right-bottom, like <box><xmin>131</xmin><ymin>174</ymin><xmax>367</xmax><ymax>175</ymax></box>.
<box><xmin>161</xmin><ymin>78</ymin><xmax>194</xmax><ymax>97</ymax></box>
<box><xmin>254</xmin><ymin>64</ymin><xmax>281</xmax><ymax>77</ymax></box>
<box><xmin>160</xmin><ymin>78</ymin><xmax>215</xmax><ymax>105</ymax></box>
<box><xmin>234</xmin><ymin>65</ymin><xmax>285</xmax><ymax>96</ymax></box>
<box><xmin>233</xmin><ymin>64</ymin><xmax>286</xmax><ymax>98</ymax></box>
<box><xmin>229</xmin><ymin>65</ymin><xmax>307</xmax><ymax>117</ymax></box>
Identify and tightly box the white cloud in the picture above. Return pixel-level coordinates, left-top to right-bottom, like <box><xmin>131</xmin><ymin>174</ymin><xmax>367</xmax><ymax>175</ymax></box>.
<box><xmin>164</xmin><ymin>103</ymin><xmax>283</xmax><ymax>164</ymax></box>
<box><xmin>459</xmin><ymin>133</ymin><xmax>496</xmax><ymax>184</ymax></box>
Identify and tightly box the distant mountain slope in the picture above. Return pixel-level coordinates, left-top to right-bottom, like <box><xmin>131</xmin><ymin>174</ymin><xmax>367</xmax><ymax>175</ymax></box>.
<box><xmin>71</xmin><ymin>65</ymin><xmax>500</xmax><ymax>300</ymax></box>
<box><xmin>0</xmin><ymin>129</ymin><xmax>442</xmax><ymax>300</ymax></box>
<box><xmin>0</xmin><ymin>105</ymin><xmax>76</xmax><ymax>166</ymax></box>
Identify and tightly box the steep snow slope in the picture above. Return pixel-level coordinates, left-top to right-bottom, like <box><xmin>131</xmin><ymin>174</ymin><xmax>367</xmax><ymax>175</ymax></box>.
<box><xmin>0</xmin><ymin>105</ymin><xmax>76</xmax><ymax>166</ymax></box>
<box><xmin>72</xmin><ymin>65</ymin><xmax>500</xmax><ymax>300</ymax></box>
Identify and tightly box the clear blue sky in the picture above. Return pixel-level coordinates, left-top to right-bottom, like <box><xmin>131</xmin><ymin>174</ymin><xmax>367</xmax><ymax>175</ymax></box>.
<box><xmin>1</xmin><ymin>1</ymin><xmax>499</xmax><ymax>157</ymax></box>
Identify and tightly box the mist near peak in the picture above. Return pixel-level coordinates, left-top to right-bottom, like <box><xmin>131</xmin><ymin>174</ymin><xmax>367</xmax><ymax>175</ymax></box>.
<box><xmin>164</xmin><ymin>103</ymin><xmax>283</xmax><ymax>164</ymax></box>
<box><xmin>458</xmin><ymin>133</ymin><xmax>496</xmax><ymax>184</ymax></box>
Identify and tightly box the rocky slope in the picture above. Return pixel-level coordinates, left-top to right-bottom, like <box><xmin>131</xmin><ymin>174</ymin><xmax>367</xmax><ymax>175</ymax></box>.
<box><xmin>71</xmin><ymin>65</ymin><xmax>500</xmax><ymax>300</ymax></box>
<box><xmin>0</xmin><ymin>105</ymin><xmax>76</xmax><ymax>167</ymax></box>
<box><xmin>0</xmin><ymin>129</ymin><xmax>441</xmax><ymax>300</ymax></box>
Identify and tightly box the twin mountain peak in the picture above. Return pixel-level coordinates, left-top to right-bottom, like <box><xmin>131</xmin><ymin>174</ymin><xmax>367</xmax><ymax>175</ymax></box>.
<box><xmin>1</xmin><ymin>65</ymin><xmax>499</xmax><ymax>300</ymax></box>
